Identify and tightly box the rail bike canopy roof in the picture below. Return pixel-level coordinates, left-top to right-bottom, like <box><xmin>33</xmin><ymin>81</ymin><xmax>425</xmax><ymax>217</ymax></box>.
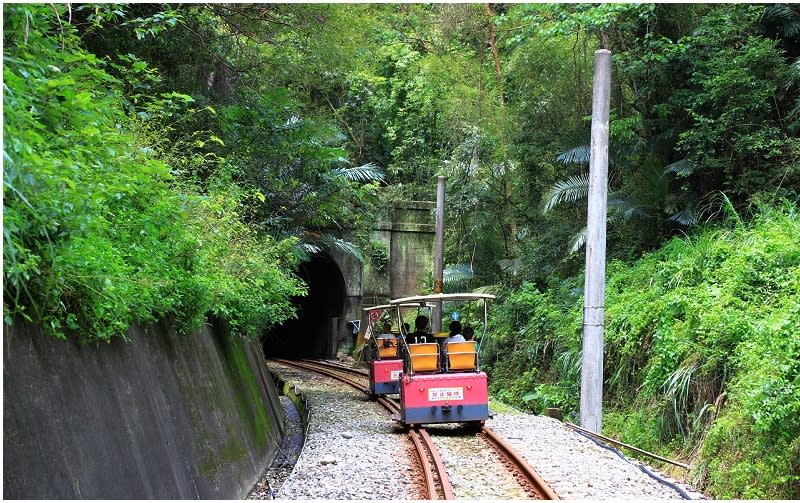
<box><xmin>362</xmin><ymin>304</ymin><xmax>392</xmax><ymax>312</ymax></box>
<box><xmin>389</xmin><ymin>293</ymin><xmax>496</xmax><ymax>305</ymax></box>
<box><xmin>362</xmin><ymin>302</ymin><xmax>434</xmax><ymax>312</ymax></box>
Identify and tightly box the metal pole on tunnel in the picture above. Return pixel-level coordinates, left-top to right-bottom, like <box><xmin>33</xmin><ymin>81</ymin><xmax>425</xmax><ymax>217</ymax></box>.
<box><xmin>432</xmin><ymin>176</ymin><xmax>445</xmax><ymax>333</ymax></box>
<box><xmin>581</xmin><ymin>49</ymin><xmax>611</xmax><ymax>434</ymax></box>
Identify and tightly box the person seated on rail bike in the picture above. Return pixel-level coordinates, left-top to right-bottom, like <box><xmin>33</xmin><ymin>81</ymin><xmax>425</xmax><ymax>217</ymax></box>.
<box><xmin>463</xmin><ymin>326</ymin><xmax>475</xmax><ymax>341</ymax></box>
<box><xmin>406</xmin><ymin>315</ymin><xmax>430</xmax><ymax>344</ymax></box>
<box><xmin>440</xmin><ymin>320</ymin><xmax>465</xmax><ymax>368</ymax></box>
<box><xmin>377</xmin><ymin>322</ymin><xmax>396</xmax><ymax>347</ymax></box>
<box><xmin>443</xmin><ymin>320</ymin><xmax>465</xmax><ymax>344</ymax></box>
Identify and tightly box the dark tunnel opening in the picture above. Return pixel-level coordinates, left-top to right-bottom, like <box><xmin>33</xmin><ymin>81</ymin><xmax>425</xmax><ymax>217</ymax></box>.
<box><xmin>262</xmin><ymin>253</ymin><xmax>345</xmax><ymax>359</ymax></box>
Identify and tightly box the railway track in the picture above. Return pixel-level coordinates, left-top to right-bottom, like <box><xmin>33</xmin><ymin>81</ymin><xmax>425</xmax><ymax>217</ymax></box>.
<box><xmin>272</xmin><ymin>358</ymin><xmax>453</xmax><ymax>499</ymax></box>
<box><xmin>271</xmin><ymin>358</ymin><xmax>558</xmax><ymax>500</ymax></box>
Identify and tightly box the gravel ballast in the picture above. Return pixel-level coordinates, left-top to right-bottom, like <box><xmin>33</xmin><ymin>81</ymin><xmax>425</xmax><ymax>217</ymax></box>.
<box><xmin>257</xmin><ymin>361</ymin><xmax>708</xmax><ymax>500</ymax></box>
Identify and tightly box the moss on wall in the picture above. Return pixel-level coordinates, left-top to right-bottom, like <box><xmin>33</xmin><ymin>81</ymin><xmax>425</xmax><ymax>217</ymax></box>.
<box><xmin>3</xmin><ymin>318</ymin><xmax>284</xmax><ymax>499</ymax></box>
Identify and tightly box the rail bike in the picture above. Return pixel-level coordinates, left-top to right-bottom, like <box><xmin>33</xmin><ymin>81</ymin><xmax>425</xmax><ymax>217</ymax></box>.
<box><xmin>361</xmin><ymin>303</ymin><xmax>429</xmax><ymax>398</ymax></box>
<box><xmin>389</xmin><ymin>292</ymin><xmax>496</xmax><ymax>428</ymax></box>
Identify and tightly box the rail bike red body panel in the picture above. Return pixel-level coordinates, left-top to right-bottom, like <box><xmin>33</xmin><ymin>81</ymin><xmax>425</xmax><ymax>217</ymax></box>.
<box><xmin>397</xmin><ymin>372</ymin><xmax>489</xmax><ymax>425</ymax></box>
<box><xmin>369</xmin><ymin>359</ymin><xmax>403</xmax><ymax>395</ymax></box>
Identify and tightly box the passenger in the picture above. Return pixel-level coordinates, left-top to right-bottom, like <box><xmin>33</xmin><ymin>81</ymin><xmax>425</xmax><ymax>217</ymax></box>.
<box><xmin>441</xmin><ymin>320</ymin><xmax>465</xmax><ymax>369</ymax></box>
<box><xmin>378</xmin><ymin>321</ymin><xmax>394</xmax><ymax>339</ymax></box>
<box><xmin>463</xmin><ymin>326</ymin><xmax>475</xmax><ymax>341</ymax></box>
<box><xmin>406</xmin><ymin>315</ymin><xmax>429</xmax><ymax>344</ymax></box>
<box><xmin>444</xmin><ymin>320</ymin><xmax>465</xmax><ymax>344</ymax></box>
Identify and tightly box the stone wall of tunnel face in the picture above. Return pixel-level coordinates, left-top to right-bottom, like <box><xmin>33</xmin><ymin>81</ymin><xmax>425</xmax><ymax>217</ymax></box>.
<box><xmin>262</xmin><ymin>201</ymin><xmax>436</xmax><ymax>361</ymax></box>
<box><xmin>262</xmin><ymin>253</ymin><xmax>346</xmax><ymax>359</ymax></box>
<box><xmin>388</xmin><ymin>202</ymin><xmax>436</xmax><ymax>299</ymax></box>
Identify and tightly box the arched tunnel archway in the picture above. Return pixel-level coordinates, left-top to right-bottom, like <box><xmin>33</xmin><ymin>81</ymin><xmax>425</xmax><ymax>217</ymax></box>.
<box><xmin>262</xmin><ymin>253</ymin><xmax>346</xmax><ymax>359</ymax></box>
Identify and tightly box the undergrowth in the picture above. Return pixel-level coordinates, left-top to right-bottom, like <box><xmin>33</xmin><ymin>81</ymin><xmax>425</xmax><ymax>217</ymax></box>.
<box><xmin>485</xmin><ymin>201</ymin><xmax>800</xmax><ymax>498</ymax></box>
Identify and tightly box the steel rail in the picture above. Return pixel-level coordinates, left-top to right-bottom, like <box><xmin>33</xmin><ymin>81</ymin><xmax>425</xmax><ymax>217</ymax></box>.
<box><xmin>270</xmin><ymin>359</ymin><xmax>454</xmax><ymax>499</ymax></box>
<box><xmin>375</xmin><ymin>396</ymin><xmax>453</xmax><ymax>500</ymax></box>
<box><xmin>564</xmin><ymin>422</ymin><xmax>692</xmax><ymax>471</ymax></box>
<box><xmin>273</xmin><ymin>358</ymin><xmax>363</xmax><ymax>390</ymax></box>
<box><xmin>481</xmin><ymin>426</ymin><xmax>560</xmax><ymax>500</ymax></box>
<box><xmin>276</xmin><ymin>360</ymin><xmax>558</xmax><ymax>500</ymax></box>
<box><xmin>299</xmin><ymin>358</ymin><xmax>369</xmax><ymax>378</ymax></box>
<box><xmin>416</xmin><ymin>427</ymin><xmax>456</xmax><ymax>499</ymax></box>
<box><xmin>407</xmin><ymin>427</ymin><xmax>442</xmax><ymax>499</ymax></box>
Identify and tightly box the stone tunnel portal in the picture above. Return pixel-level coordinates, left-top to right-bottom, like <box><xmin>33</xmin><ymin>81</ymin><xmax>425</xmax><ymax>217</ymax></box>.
<box><xmin>262</xmin><ymin>253</ymin><xmax>346</xmax><ymax>359</ymax></box>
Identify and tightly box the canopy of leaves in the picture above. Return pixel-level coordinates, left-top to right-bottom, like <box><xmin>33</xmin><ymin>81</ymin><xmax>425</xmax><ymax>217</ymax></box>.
<box><xmin>4</xmin><ymin>3</ymin><xmax>799</xmax><ymax>498</ymax></box>
<box><xmin>3</xmin><ymin>4</ymin><xmax>305</xmax><ymax>342</ymax></box>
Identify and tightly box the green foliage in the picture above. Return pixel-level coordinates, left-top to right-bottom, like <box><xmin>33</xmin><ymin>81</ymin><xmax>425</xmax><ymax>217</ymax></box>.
<box><xmin>184</xmin><ymin>182</ymin><xmax>306</xmax><ymax>339</ymax></box>
<box><xmin>367</xmin><ymin>239</ymin><xmax>389</xmax><ymax>274</ymax></box>
<box><xmin>487</xmin><ymin>202</ymin><xmax>799</xmax><ymax>498</ymax></box>
<box><xmin>5</xmin><ymin>4</ymin><xmax>800</xmax><ymax>496</ymax></box>
<box><xmin>3</xmin><ymin>4</ymin><xmax>303</xmax><ymax>342</ymax></box>
<box><xmin>698</xmin><ymin>282</ymin><xmax>800</xmax><ymax>498</ymax></box>
<box><xmin>216</xmin><ymin>89</ymin><xmax>381</xmax><ymax>259</ymax></box>
<box><xmin>483</xmin><ymin>283</ymin><xmax>582</xmax><ymax>414</ymax></box>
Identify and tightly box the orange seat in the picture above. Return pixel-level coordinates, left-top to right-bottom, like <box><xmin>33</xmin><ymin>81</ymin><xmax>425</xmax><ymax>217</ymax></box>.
<box><xmin>408</xmin><ymin>343</ymin><xmax>440</xmax><ymax>373</ymax></box>
<box><xmin>446</xmin><ymin>341</ymin><xmax>477</xmax><ymax>371</ymax></box>
<box><xmin>377</xmin><ymin>337</ymin><xmax>399</xmax><ymax>359</ymax></box>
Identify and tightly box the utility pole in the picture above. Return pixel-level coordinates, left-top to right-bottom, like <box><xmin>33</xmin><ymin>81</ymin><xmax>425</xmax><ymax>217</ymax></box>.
<box><xmin>581</xmin><ymin>49</ymin><xmax>611</xmax><ymax>434</ymax></box>
<box><xmin>432</xmin><ymin>176</ymin><xmax>445</xmax><ymax>333</ymax></box>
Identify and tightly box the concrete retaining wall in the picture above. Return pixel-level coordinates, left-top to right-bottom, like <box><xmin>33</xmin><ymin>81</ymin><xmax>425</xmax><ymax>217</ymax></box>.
<box><xmin>3</xmin><ymin>317</ymin><xmax>284</xmax><ymax>499</ymax></box>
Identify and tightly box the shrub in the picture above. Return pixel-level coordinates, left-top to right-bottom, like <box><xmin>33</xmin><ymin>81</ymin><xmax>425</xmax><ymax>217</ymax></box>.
<box><xmin>487</xmin><ymin>201</ymin><xmax>800</xmax><ymax>498</ymax></box>
<box><xmin>3</xmin><ymin>5</ymin><xmax>304</xmax><ymax>342</ymax></box>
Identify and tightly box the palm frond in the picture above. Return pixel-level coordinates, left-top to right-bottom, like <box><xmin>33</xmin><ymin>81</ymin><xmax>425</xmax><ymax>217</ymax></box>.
<box><xmin>299</xmin><ymin>241</ymin><xmax>324</xmax><ymax>254</ymax></box>
<box><xmin>472</xmin><ymin>284</ymin><xmax>502</xmax><ymax>296</ymax></box>
<box><xmin>762</xmin><ymin>4</ymin><xmax>800</xmax><ymax>38</ymax></box>
<box><xmin>663</xmin><ymin>158</ymin><xmax>693</xmax><ymax>177</ymax></box>
<box><xmin>542</xmin><ymin>173</ymin><xmax>590</xmax><ymax>213</ymax></box>
<box><xmin>330</xmin><ymin>162</ymin><xmax>384</xmax><ymax>183</ymax></box>
<box><xmin>443</xmin><ymin>263</ymin><xmax>476</xmax><ymax>285</ymax></box>
<box><xmin>608</xmin><ymin>196</ymin><xmax>656</xmax><ymax>220</ymax></box>
<box><xmin>556</xmin><ymin>145</ymin><xmax>591</xmax><ymax>166</ymax></box>
<box><xmin>649</xmin><ymin>128</ymin><xmax>676</xmax><ymax>147</ymax></box>
<box><xmin>568</xmin><ymin>226</ymin><xmax>587</xmax><ymax>254</ymax></box>
<box><xmin>497</xmin><ymin>257</ymin><xmax>523</xmax><ymax>276</ymax></box>
<box><xmin>667</xmin><ymin>207</ymin><xmax>697</xmax><ymax>227</ymax></box>
<box><xmin>298</xmin><ymin>232</ymin><xmax>365</xmax><ymax>262</ymax></box>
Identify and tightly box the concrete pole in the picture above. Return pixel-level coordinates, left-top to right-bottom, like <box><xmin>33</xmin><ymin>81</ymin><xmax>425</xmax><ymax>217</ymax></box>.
<box><xmin>580</xmin><ymin>49</ymin><xmax>611</xmax><ymax>434</ymax></box>
<box><xmin>432</xmin><ymin>176</ymin><xmax>445</xmax><ymax>333</ymax></box>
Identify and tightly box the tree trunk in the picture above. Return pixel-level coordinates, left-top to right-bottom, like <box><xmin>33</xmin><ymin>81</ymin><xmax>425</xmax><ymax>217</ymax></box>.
<box><xmin>484</xmin><ymin>3</ymin><xmax>504</xmax><ymax>104</ymax></box>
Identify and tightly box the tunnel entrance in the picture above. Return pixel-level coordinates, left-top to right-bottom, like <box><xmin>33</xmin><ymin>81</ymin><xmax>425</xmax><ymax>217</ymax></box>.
<box><xmin>262</xmin><ymin>253</ymin><xmax>346</xmax><ymax>359</ymax></box>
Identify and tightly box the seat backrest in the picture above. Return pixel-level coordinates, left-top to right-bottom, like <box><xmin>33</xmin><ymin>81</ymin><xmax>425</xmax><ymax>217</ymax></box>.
<box><xmin>446</xmin><ymin>341</ymin><xmax>477</xmax><ymax>371</ymax></box>
<box><xmin>377</xmin><ymin>337</ymin><xmax>399</xmax><ymax>359</ymax></box>
<box><xmin>408</xmin><ymin>343</ymin><xmax>440</xmax><ymax>373</ymax></box>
